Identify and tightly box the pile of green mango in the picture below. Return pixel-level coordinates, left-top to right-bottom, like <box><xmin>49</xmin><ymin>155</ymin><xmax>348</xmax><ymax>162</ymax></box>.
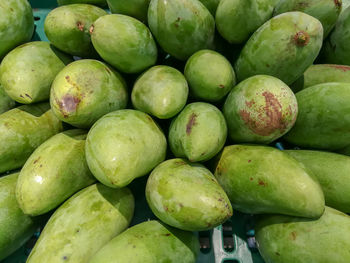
<box><xmin>2</xmin><ymin>0</ymin><xmax>350</xmax><ymax>262</ymax></box>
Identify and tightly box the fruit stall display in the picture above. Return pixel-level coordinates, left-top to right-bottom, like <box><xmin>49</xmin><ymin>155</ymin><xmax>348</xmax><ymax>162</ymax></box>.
<box><xmin>1</xmin><ymin>0</ymin><xmax>350</xmax><ymax>262</ymax></box>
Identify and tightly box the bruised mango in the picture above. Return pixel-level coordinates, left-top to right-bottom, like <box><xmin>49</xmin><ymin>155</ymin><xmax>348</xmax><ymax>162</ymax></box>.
<box><xmin>169</xmin><ymin>102</ymin><xmax>227</xmax><ymax>162</ymax></box>
<box><xmin>0</xmin><ymin>0</ymin><xmax>34</xmax><ymax>59</ymax></box>
<box><xmin>0</xmin><ymin>103</ymin><xmax>63</xmax><ymax>174</ymax></box>
<box><xmin>58</xmin><ymin>0</ymin><xmax>107</xmax><ymax>6</ymax></box>
<box><xmin>0</xmin><ymin>42</ymin><xmax>72</xmax><ymax>104</ymax></box>
<box><xmin>89</xmin><ymin>220</ymin><xmax>199</xmax><ymax>263</ymax></box>
<box><xmin>0</xmin><ymin>173</ymin><xmax>37</xmax><ymax>261</ymax></box>
<box><xmin>223</xmin><ymin>75</ymin><xmax>298</xmax><ymax>144</ymax></box>
<box><xmin>148</xmin><ymin>0</ymin><xmax>215</xmax><ymax>60</ymax></box>
<box><xmin>27</xmin><ymin>184</ymin><xmax>134</xmax><ymax>263</ymax></box>
<box><xmin>91</xmin><ymin>14</ymin><xmax>157</xmax><ymax>73</ymax></box>
<box><xmin>235</xmin><ymin>12</ymin><xmax>323</xmax><ymax>85</ymax></box>
<box><xmin>214</xmin><ymin>145</ymin><xmax>325</xmax><ymax>218</ymax></box>
<box><xmin>0</xmin><ymin>85</ymin><xmax>15</xmax><ymax>114</ymax></box>
<box><xmin>85</xmin><ymin>110</ymin><xmax>167</xmax><ymax>188</ymax></box>
<box><xmin>16</xmin><ymin>130</ymin><xmax>95</xmax><ymax>216</ymax></box>
<box><xmin>44</xmin><ymin>4</ymin><xmax>107</xmax><ymax>57</ymax></box>
<box><xmin>50</xmin><ymin>59</ymin><xmax>128</xmax><ymax>128</ymax></box>
<box><xmin>107</xmin><ymin>0</ymin><xmax>151</xmax><ymax>22</ymax></box>
<box><xmin>256</xmin><ymin>207</ymin><xmax>350</xmax><ymax>263</ymax></box>
<box><xmin>146</xmin><ymin>159</ymin><xmax>232</xmax><ymax>231</ymax></box>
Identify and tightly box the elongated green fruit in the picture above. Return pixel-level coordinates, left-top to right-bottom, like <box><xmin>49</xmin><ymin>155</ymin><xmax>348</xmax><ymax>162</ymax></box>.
<box><xmin>58</xmin><ymin>0</ymin><xmax>107</xmax><ymax>7</ymax></box>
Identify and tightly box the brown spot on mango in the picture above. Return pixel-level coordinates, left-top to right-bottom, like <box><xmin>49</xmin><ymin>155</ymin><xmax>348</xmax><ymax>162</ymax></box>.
<box><xmin>293</xmin><ymin>31</ymin><xmax>310</xmax><ymax>47</ymax></box>
<box><xmin>290</xmin><ymin>231</ymin><xmax>297</xmax><ymax>240</ymax></box>
<box><xmin>76</xmin><ymin>21</ymin><xmax>84</xmax><ymax>32</ymax></box>
<box><xmin>59</xmin><ymin>94</ymin><xmax>81</xmax><ymax>116</ymax></box>
<box><xmin>186</xmin><ymin>113</ymin><xmax>197</xmax><ymax>135</ymax></box>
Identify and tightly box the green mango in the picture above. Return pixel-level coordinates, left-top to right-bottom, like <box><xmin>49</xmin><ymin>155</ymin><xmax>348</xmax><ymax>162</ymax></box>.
<box><xmin>321</xmin><ymin>7</ymin><xmax>350</xmax><ymax>65</ymax></box>
<box><xmin>285</xmin><ymin>150</ymin><xmax>350</xmax><ymax>213</ymax></box>
<box><xmin>0</xmin><ymin>103</ymin><xmax>63</xmax><ymax>174</ymax></box>
<box><xmin>0</xmin><ymin>42</ymin><xmax>72</xmax><ymax>104</ymax></box>
<box><xmin>45</xmin><ymin>4</ymin><xmax>107</xmax><ymax>57</ymax></box>
<box><xmin>131</xmin><ymin>65</ymin><xmax>188</xmax><ymax>119</ymax></box>
<box><xmin>198</xmin><ymin>0</ymin><xmax>220</xmax><ymax>15</ymax></box>
<box><xmin>169</xmin><ymin>102</ymin><xmax>227</xmax><ymax>162</ymax></box>
<box><xmin>148</xmin><ymin>0</ymin><xmax>215</xmax><ymax>60</ymax></box>
<box><xmin>58</xmin><ymin>0</ymin><xmax>107</xmax><ymax>7</ymax></box>
<box><xmin>184</xmin><ymin>49</ymin><xmax>236</xmax><ymax>102</ymax></box>
<box><xmin>216</xmin><ymin>0</ymin><xmax>276</xmax><ymax>44</ymax></box>
<box><xmin>0</xmin><ymin>0</ymin><xmax>34</xmax><ymax>59</ymax></box>
<box><xmin>223</xmin><ymin>75</ymin><xmax>298</xmax><ymax>144</ymax></box>
<box><xmin>214</xmin><ymin>145</ymin><xmax>325</xmax><ymax>218</ymax></box>
<box><xmin>284</xmin><ymin>82</ymin><xmax>350</xmax><ymax>150</ymax></box>
<box><xmin>50</xmin><ymin>59</ymin><xmax>128</xmax><ymax>128</ymax></box>
<box><xmin>274</xmin><ymin>0</ymin><xmax>342</xmax><ymax>38</ymax></box>
<box><xmin>91</xmin><ymin>14</ymin><xmax>157</xmax><ymax>73</ymax></box>
<box><xmin>146</xmin><ymin>158</ymin><xmax>232</xmax><ymax>231</ymax></box>
<box><xmin>235</xmin><ymin>12</ymin><xmax>323</xmax><ymax>85</ymax></box>
<box><xmin>27</xmin><ymin>184</ymin><xmax>134</xmax><ymax>263</ymax></box>
<box><xmin>107</xmin><ymin>0</ymin><xmax>150</xmax><ymax>22</ymax></box>
<box><xmin>256</xmin><ymin>206</ymin><xmax>350</xmax><ymax>263</ymax></box>
<box><xmin>343</xmin><ymin>0</ymin><xmax>350</xmax><ymax>13</ymax></box>
<box><xmin>16</xmin><ymin>130</ymin><xmax>96</xmax><ymax>216</ymax></box>
<box><xmin>86</xmin><ymin>110</ymin><xmax>167</xmax><ymax>188</ymax></box>
<box><xmin>89</xmin><ymin>220</ymin><xmax>199</xmax><ymax>263</ymax></box>
<box><xmin>0</xmin><ymin>85</ymin><xmax>15</xmax><ymax>114</ymax></box>
<box><xmin>0</xmin><ymin>173</ymin><xmax>37</xmax><ymax>261</ymax></box>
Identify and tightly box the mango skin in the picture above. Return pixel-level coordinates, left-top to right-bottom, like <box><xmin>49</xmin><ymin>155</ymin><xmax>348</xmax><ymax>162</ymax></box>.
<box><xmin>16</xmin><ymin>130</ymin><xmax>96</xmax><ymax>216</ymax></box>
<box><xmin>45</xmin><ymin>4</ymin><xmax>107</xmax><ymax>57</ymax></box>
<box><xmin>169</xmin><ymin>102</ymin><xmax>227</xmax><ymax>162</ymax></box>
<box><xmin>0</xmin><ymin>173</ymin><xmax>37</xmax><ymax>261</ymax></box>
<box><xmin>184</xmin><ymin>49</ymin><xmax>236</xmax><ymax>102</ymax></box>
<box><xmin>284</xmin><ymin>82</ymin><xmax>350</xmax><ymax>150</ymax></box>
<box><xmin>256</xmin><ymin>207</ymin><xmax>350</xmax><ymax>263</ymax></box>
<box><xmin>0</xmin><ymin>0</ymin><xmax>34</xmax><ymax>59</ymax></box>
<box><xmin>27</xmin><ymin>184</ymin><xmax>134</xmax><ymax>263</ymax></box>
<box><xmin>148</xmin><ymin>0</ymin><xmax>215</xmax><ymax>61</ymax></box>
<box><xmin>107</xmin><ymin>0</ymin><xmax>150</xmax><ymax>22</ymax></box>
<box><xmin>89</xmin><ymin>220</ymin><xmax>199</xmax><ymax>263</ymax></box>
<box><xmin>216</xmin><ymin>0</ymin><xmax>276</xmax><ymax>44</ymax></box>
<box><xmin>223</xmin><ymin>75</ymin><xmax>298</xmax><ymax>144</ymax></box>
<box><xmin>235</xmin><ymin>12</ymin><xmax>323</xmax><ymax>85</ymax></box>
<box><xmin>58</xmin><ymin>0</ymin><xmax>107</xmax><ymax>6</ymax></box>
<box><xmin>0</xmin><ymin>103</ymin><xmax>63</xmax><ymax>174</ymax></box>
<box><xmin>343</xmin><ymin>0</ymin><xmax>350</xmax><ymax>12</ymax></box>
<box><xmin>199</xmin><ymin>0</ymin><xmax>220</xmax><ymax>15</ymax></box>
<box><xmin>0</xmin><ymin>42</ymin><xmax>72</xmax><ymax>104</ymax></box>
<box><xmin>86</xmin><ymin>110</ymin><xmax>167</xmax><ymax>188</ymax></box>
<box><xmin>50</xmin><ymin>59</ymin><xmax>128</xmax><ymax>128</ymax></box>
<box><xmin>146</xmin><ymin>159</ymin><xmax>232</xmax><ymax>231</ymax></box>
<box><xmin>132</xmin><ymin>65</ymin><xmax>188</xmax><ymax>119</ymax></box>
<box><xmin>214</xmin><ymin>145</ymin><xmax>325</xmax><ymax>218</ymax></box>
<box><xmin>285</xmin><ymin>150</ymin><xmax>350</xmax><ymax>213</ymax></box>
<box><xmin>274</xmin><ymin>0</ymin><xmax>342</xmax><ymax>38</ymax></box>
<box><xmin>91</xmin><ymin>14</ymin><xmax>157</xmax><ymax>74</ymax></box>
<box><xmin>0</xmin><ymin>85</ymin><xmax>15</xmax><ymax>114</ymax></box>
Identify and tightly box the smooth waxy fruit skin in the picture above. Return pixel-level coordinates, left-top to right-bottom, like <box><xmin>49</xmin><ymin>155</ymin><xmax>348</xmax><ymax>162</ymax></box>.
<box><xmin>0</xmin><ymin>103</ymin><xmax>63</xmax><ymax>174</ymax></box>
<box><xmin>216</xmin><ymin>0</ymin><xmax>277</xmax><ymax>44</ymax></box>
<box><xmin>214</xmin><ymin>145</ymin><xmax>325</xmax><ymax>218</ymax></box>
<box><xmin>0</xmin><ymin>42</ymin><xmax>71</xmax><ymax>104</ymax></box>
<box><xmin>0</xmin><ymin>173</ymin><xmax>37</xmax><ymax>261</ymax></box>
<box><xmin>58</xmin><ymin>0</ymin><xmax>107</xmax><ymax>6</ymax></box>
<box><xmin>16</xmin><ymin>130</ymin><xmax>96</xmax><ymax>216</ymax></box>
<box><xmin>0</xmin><ymin>0</ymin><xmax>34</xmax><ymax>59</ymax></box>
<box><xmin>148</xmin><ymin>0</ymin><xmax>215</xmax><ymax>61</ymax></box>
<box><xmin>285</xmin><ymin>150</ymin><xmax>350</xmax><ymax>213</ymax></box>
<box><xmin>284</xmin><ymin>82</ymin><xmax>350</xmax><ymax>150</ymax></box>
<box><xmin>184</xmin><ymin>50</ymin><xmax>236</xmax><ymax>102</ymax></box>
<box><xmin>274</xmin><ymin>0</ymin><xmax>342</xmax><ymax>38</ymax></box>
<box><xmin>223</xmin><ymin>75</ymin><xmax>298</xmax><ymax>144</ymax></box>
<box><xmin>91</xmin><ymin>14</ymin><xmax>157</xmax><ymax>73</ymax></box>
<box><xmin>107</xmin><ymin>0</ymin><xmax>151</xmax><ymax>22</ymax></box>
<box><xmin>86</xmin><ymin>110</ymin><xmax>167</xmax><ymax>188</ymax></box>
<box><xmin>89</xmin><ymin>220</ymin><xmax>199</xmax><ymax>263</ymax></box>
<box><xmin>44</xmin><ymin>4</ymin><xmax>107</xmax><ymax>57</ymax></box>
<box><xmin>235</xmin><ymin>12</ymin><xmax>323</xmax><ymax>85</ymax></box>
<box><xmin>169</xmin><ymin>102</ymin><xmax>227</xmax><ymax>162</ymax></box>
<box><xmin>50</xmin><ymin>59</ymin><xmax>128</xmax><ymax>128</ymax></box>
<box><xmin>0</xmin><ymin>85</ymin><xmax>15</xmax><ymax>114</ymax></box>
<box><xmin>132</xmin><ymin>65</ymin><xmax>188</xmax><ymax>119</ymax></box>
<box><xmin>27</xmin><ymin>184</ymin><xmax>134</xmax><ymax>263</ymax></box>
<box><xmin>146</xmin><ymin>159</ymin><xmax>232</xmax><ymax>231</ymax></box>
<box><xmin>256</xmin><ymin>207</ymin><xmax>350</xmax><ymax>263</ymax></box>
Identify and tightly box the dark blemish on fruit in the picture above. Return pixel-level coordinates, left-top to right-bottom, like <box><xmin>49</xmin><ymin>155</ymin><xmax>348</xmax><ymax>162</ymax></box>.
<box><xmin>33</xmin><ymin>157</ymin><xmax>41</xmax><ymax>164</ymax></box>
<box><xmin>290</xmin><ymin>231</ymin><xmax>297</xmax><ymax>240</ymax></box>
<box><xmin>334</xmin><ymin>0</ymin><xmax>342</xmax><ymax>8</ymax></box>
<box><xmin>219</xmin><ymin>84</ymin><xmax>225</xmax><ymax>89</ymax></box>
<box><xmin>59</xmin><ymin>94</ymin><xmax>81</xmax><ymax>115</ymax></box>
<box><xmin>250</xmin><ymin>177</ymin><xmax>254</xmax><ymax>181</ymax></box>
<box><xmin>248</xmin><ymin>160</ymin><xmax>251</xmax><ymax>163</ymax></box>
<box><xmin>164</xmin><ymin>233</ymin><xmax>171</xmax><ymax>236</ymax></box>
<box><xmin>275</xmin><ymin>252</ymin><xmax>281</xmax><ymax>256</ymax></box>
<box><xmin>25</xmin><ymin>94</ymin><xmax>32</xmax><ymax>99</ymax></box>
<box><xmin>218</xmin><ymin>198</ymin><xmax>223</xmax><ymax>202</ymax></box>
<box><xmin>105</xmin><ymin>67</ymin><xmax>112</xmax><ymax>74</ymax></box>
<box><xmin>175</xmin><ymin>160</ymin><xmax>186</xmax><ymax>166</ymax></box>
<box><xmin>89</xmin><ymin>24</ymin><xmax>94</xmax><ymax>34</ymax></box>
<box><xmin>175</xmin><ymin>17</ymin><xmax>181</xmax><ymax>28</ymax></box>
<box><xmin>328</xmin><ymin>64</ymin><xmax>350</xmax><ymax>72</ymax></box>
<box><xmin>258</xmin><ymin>179</ymin><xmax>267</xmax><ymax>186</ymax></box>
<box><xmin>164</xmin><ymin>206</ymin><xmax>169</xmax><ymax>211</ymax></box>
<box><xmin>76</xmin><ymin>229</ymin><xmax>80</xmax><ymax>233</ymax></box>
<box><xmin>63</xmin><ymin>256</ymin><xmax>68</xmax><ymax>260</ymax></box>
<box><xmin>245</xmin><ymin>100</ymin><xmax>255</xmax><ymax>108</ymax></box>
<box><xmin>40</xmin><ymin>164</ymin><xmax>43</xmax><ymax>168</ymax></box>
<box><xmin>76</xmin><ymin>21</ymin><xmax>84</xmax><ymax>31</ymax></box>
<box><xmin>293</xmin><ymin>31</ymin><xmax>310</xmax><ymax>46</ymax></box>
<box><xmin>186</xmin><ymin>113</ymin><xmax>197</xmax><ymax>135</ymax></box>
<box><xmin>20</xmin><ymin>94</ymin><xmax>24</xmax><ymax>98</ymax></box>
<box><xmin>179</xmin><ymin>203</ymin><xmax>184</xmax><ymax>208</ymax></box>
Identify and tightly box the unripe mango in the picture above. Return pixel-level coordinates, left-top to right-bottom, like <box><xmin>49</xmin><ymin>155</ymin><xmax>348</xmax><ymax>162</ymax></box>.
<box><xmin>0</xmin><ymin>85</ymin><xmax>15</xmax><ymax>114</ymax></box>
<box><xmin>107</xmin><ymin>0</ymin><xmax>150</xmax><ymax>22</ymax></box>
